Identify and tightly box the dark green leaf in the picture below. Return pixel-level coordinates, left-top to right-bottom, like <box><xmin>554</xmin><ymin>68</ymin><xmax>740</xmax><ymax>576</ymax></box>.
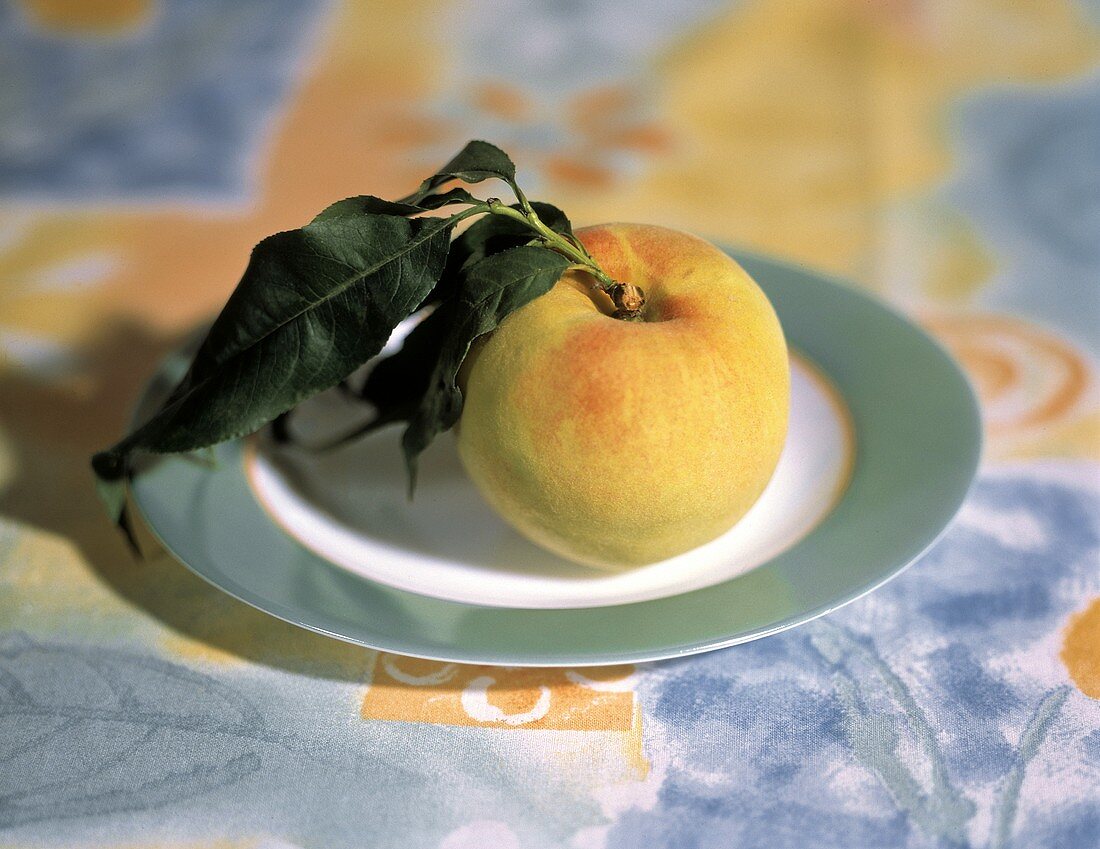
<box><xmin>362</xmin><ymin>309</ymin><xmax>447</xmax><ymax>428</ymax></box>
<box><xmin>270</xmin><ymin>410</ymin><xmax>294</xmax><ymax>444</ymax></box>
<box><xmin>401</xmin><ymin>140</ymin><xmax>516</xmax><ymax>204</ymax></box>
<box><xmin>348</xmin><ymin>202</ymin><xmax>573</xmax><ymax>430</ymax></box>
<box><xmin>526</xmin><ymin>201</ymin><xmax>573</xmax><ymax>235</ymax></box>
<box><xmin>400</xmin><ymin>245</ymin><xmax>570</xmax><ymax>492</ymax></box>
<box><xmin>93</xmin><ymin>212</ymin><xmax>454</xmax><ymax>483</ymax></box>
<box><xmin>328</xmin><ymin>200</ymin><xmax>576</xmax><ymax>453</ymax></box>
<box><xmin>414</xmin><ymin>187</ymin><xmax>482</xmax><ymax>210</ymax></box>
<box><xmin>91</xmin><ymin>473</ymin><xmax>140</xmax><ymax>554</ymax></box>
<box><xmin>92</xmin><ymin>471</ymin><xmax>126</xmax><ymax>521</ymax></box>
<box><xmin>422</xmin><ymin>200</ymin><xmax>573</xmax><ymax>307</ymax></box>
<box><xmin>271</xmin><ymin>231</ymin><xmax>572</xmax><ymax>458</ymax></box>
<box><xmin>308</xmin><ymin>186</ymin><xmax>484</xmax><ymax>224</ymax></box>
<box><xmin>454</xmin><ymin>201</ymin><xmax>572</xmax><ymax>268</ymax></box>
<box><xmin>311</xmin><ymin>187</ymin><xmax>482</xmax><ymax>221</ymax></box>
<box><xmin>309</xmin><ymin>308</ymin><xmax>449</xmax><ymax>452</ymax></box>
<box><xmin>311</xmin><ymin>195</ymin><xmax>427</xmax><ymax>221</ymax></box>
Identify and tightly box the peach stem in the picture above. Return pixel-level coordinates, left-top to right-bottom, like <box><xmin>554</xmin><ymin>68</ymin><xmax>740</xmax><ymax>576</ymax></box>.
<box><xmin>485</xmin><ymin>198</ymin><xmax>646</xmax><ymax>320</ymax></box>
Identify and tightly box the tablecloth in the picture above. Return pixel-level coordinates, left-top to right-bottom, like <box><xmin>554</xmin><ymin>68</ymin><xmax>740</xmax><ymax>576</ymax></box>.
<box><xmin>1</xmin><ymin>1</ymin><xmax>1098</xmax><ymax>846</ymax></box>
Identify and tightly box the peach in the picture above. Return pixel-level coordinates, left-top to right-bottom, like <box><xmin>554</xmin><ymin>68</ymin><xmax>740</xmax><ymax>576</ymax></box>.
<box><xmin>456</xmin><ymin>223</ymin><xmax>789</xmax><ymax>569</ymax></box>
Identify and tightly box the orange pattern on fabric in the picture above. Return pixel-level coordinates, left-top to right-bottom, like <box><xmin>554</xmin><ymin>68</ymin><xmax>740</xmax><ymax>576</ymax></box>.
<box><xmin>470</xmin><ymin>83</ymin><xmax>533</xmax><ymax>122</ymax></box>
<box><xmin>1061</xmin><ymin>597</ymin><xmax>1100</xmax><ymax>699</ymax></box>
<box><xmin>922</xmin><ymin>313</ymin><xmax>1098</xmax><ymax>459</ymax></box>
<box><xmin>361</xmin><ymin>654</ymin><xmax>637</xmax><ymax>731</ymax></box>
<box><xmin>19</xmin><ymin>0</ymin><xmax>151</xmax><ymax>33</ymax></box>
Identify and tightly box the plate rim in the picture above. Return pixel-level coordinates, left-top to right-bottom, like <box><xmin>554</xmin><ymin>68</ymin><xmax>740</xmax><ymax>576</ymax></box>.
<box><xmin>127</xmin><ymin>245</ymin><xmax>983</xmax><ymax>667</ymax></box>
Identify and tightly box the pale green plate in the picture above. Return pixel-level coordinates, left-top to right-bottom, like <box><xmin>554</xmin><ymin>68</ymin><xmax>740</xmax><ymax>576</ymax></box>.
<box><xmin>130</xmin><ymin>250</ymin><xmax>982</xmax><ymax>667</ymax></box>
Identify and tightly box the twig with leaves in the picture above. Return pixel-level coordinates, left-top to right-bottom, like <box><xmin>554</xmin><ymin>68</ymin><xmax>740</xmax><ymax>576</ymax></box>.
<box><xmin>91</xmin><ymin>141</ymin><xmax>643</xmax><ymax>549</ymax></box>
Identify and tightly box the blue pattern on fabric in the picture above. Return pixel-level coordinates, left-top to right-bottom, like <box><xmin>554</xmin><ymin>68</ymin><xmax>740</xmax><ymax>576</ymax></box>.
<box><xmin>0</xmin><ymin>0</ymin><xmax>325</xmax><ymax>201</ymax></box>
<box><xmin>605</xmin><ymin>472</ymin><xmax>1100</xmax><ymax>849</ymax></box>
<box><xmin>951</xmin><ymin>73</ymin><xmax>1100</xmax><ymax>351</ymax></box>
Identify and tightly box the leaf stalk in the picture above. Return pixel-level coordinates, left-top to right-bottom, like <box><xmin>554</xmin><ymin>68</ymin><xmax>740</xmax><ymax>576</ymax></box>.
<box><xmin>483</xmin><ymin>197</ymin><xmax>646</xmax><ymax>320</ymax></box>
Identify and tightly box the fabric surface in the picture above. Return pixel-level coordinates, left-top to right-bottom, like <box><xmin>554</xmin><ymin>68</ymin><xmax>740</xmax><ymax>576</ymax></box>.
<box><xmin>1</xmin><ymin>1</ymin><xmax>1098</xmax><ymax>846</ymax></box>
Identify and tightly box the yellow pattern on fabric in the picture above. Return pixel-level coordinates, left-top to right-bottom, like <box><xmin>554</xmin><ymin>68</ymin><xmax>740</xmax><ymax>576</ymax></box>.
<box><xmin>1062</xmin><ymin>597</ymin><xmax>1100</xmax><ymax>699</ymax></box>
<box><xmin>362</xmin><ymin>654</ymin><xmax>639</xmax><ymax>731</ymax></box>
<box><xmin>563</xmin><ymin>0</ymin><xmax>1100</xmax><ymax>275</ymax></box>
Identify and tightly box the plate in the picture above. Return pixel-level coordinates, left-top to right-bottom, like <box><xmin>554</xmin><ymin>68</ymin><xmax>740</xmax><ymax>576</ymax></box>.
<box><xmin>129</xmin><ymin>249</ymin><xmax>982</xmax><ymax>666</ymax></box>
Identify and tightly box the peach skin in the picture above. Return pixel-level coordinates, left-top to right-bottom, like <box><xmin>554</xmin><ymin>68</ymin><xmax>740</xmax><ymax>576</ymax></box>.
<box><xmin>456</xmin><ymin>223</ymin><xmax>790</xmax><ymax>569</ymax></box>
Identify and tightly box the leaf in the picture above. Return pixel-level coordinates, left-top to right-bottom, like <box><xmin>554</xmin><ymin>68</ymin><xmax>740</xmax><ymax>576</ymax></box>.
<box><xmin>312</xmin><ymin>188</ymin><xmax>483</xmax><ymax>222</ymax></box>
<box><xmin>92</xmin><ymin>211</ymin><xmax>454</xmax><ymax>482</ymax></box>
<box><xmin>401</xmin><ymin>140</ymin><xmax>516</xmax><ymax>204</ymax></box>
<box><xmin>91</xmin><ymin>474</ymin><xmax>141</xmax><ymax>555</ymax></box>
<box><xmin>457</xmin><ymin>201</ymin><xmax>571</xmax><ymax>267</ymax></box>
<box><xmin>311</xmin><ymin>194</ymin><xmax>428</xmax><ymax>221</ymax></box>
<box><xmin>526</xmin><ymin>201</ymin><xmax>573</xmax><ymax>236</ymax></box>
<box><xmin>321</xmin><ymin>202</ymin><xmax>576</xmax><ymax>453</ymax></box>
<box><xmin>93</xmin><ymin>471</ymin><xmax>127</xmax><ymax>523</ymax></box>
<box><xmin>423</xmin><ymin>200</ymin><xmax>573</xmax><ymax>307</ymax></box>
<box><xmin>414</xmin><ymin>187</ymin><xmax>483</xmax><ymax>210</ymax></box>
<box><xmin>456</xmin><ymin>201</ymin><xmax>571</xmax><ymax>261</ymax></box>
<box><xmin>361</xmin><ymin>308</ymin><xmax>448</xmax><ymax>429</ymax></box>
<box><xmin>400</xmin><ymin>245</ymin><xmax>570</xmax><ymax>492</ymax></box>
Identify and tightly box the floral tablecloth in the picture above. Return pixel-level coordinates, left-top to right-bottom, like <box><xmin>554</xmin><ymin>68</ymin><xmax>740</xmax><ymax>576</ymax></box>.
<box><xmin>1</xmin><ymin>1</ymin><xmax>1098</xmax><ymax>846</ymax></box>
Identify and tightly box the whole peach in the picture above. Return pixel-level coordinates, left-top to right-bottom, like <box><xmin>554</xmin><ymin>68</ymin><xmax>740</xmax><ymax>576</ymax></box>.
<box><xmin>456</xmin><ymin>223</ymin><xmax>789</xmax><ymax>569</ymax></box>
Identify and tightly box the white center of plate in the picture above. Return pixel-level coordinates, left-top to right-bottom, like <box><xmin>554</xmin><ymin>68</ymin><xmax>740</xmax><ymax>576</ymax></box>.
<box><xmin>247</xmin><ymin>354</ymin><xmax>853</xmax><ymax>609</ymax></box>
